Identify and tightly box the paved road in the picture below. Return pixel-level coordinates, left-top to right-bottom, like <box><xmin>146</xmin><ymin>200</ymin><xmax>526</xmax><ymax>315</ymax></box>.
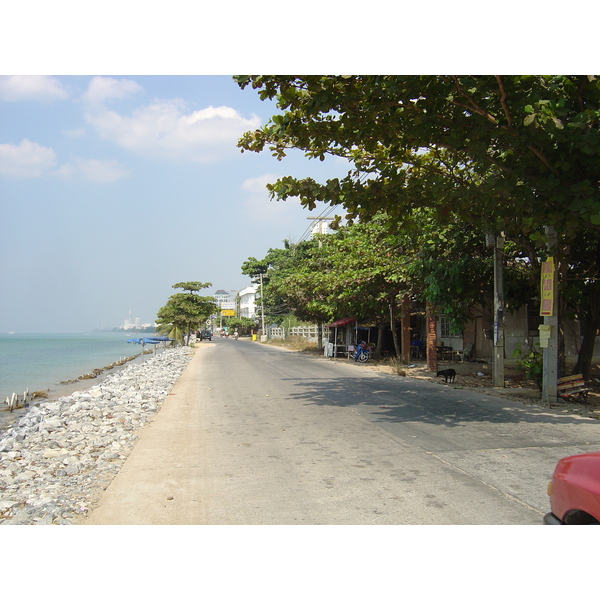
<box><xmin>81</xmin><ymin>338</ymin><xmax>600</xmax><ymax>525</ymax></box>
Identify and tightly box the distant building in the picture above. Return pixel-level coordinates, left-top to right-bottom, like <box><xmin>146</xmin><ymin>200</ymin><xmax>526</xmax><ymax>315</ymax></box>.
<box><xmin>119</xmin><ymin>318</ymin><xmax>155</xmax><ymax>331</ymax></box>
<box><xmin>119</xmin><ymin>312</ymin><xmax>154</xmax><ymax>331</ymax></box>
<box><xmin>239</xmin><ymin>284</ymin><xmax>259</xmax><ymax>318</ymax></box>
<box><xmin>310</xmin><ymin>219</ymin><xmax>333</xmax><ymax>236</ymax></box>
<box><xmin>214</xmin><ymin>289</ymin><xmax>237</xmax><ymax>305</ymax></box>
<box><xmin>212</xmin><ymin>285</ymin><xmax>259</xmax><ymax>320</ymax></box>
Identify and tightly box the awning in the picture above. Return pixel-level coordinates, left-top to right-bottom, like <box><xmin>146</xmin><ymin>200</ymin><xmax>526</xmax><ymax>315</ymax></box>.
<box><xmin>325</xmin><ymin>317</ymin><xmax>356</xmax><ymax>328</ymax></box>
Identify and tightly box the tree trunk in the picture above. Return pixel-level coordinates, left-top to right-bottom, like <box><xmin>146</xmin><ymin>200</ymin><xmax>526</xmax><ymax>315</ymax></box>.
<box><xmin>401</xmin><ymin>295</ymin><xmax>411</xmax><ymax>362</ymax></box>
<box><xmin>376</xmin><ymin>323</ymin><xmax>386</xmax><ymax>358</ymax></box>
<box><xmin>426</xmin><ymin>301</ymin><xmax>437</xmax><ymax>372</ymax></box>
<box><xmin>573</xmin><ymin>288</ymin><xmax>600</xmax><ymax>379</ymax></box>
<box><xmin>557</xmin><ymin>255</ymin><xmax>568</xmax><ymax>378</ymax></box>
<box><xmin>317</xmin><ymin>322</ymin><xmax>323</xmax><ymax>351</ymax></box>
<box><xmin>389</xmin><ymin>299</ymin><xmax>401</xmax><ymax>358</ymax></box>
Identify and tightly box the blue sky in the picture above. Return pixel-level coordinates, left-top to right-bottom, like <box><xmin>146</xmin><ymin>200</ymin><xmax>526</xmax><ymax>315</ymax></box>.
<box><xmin>0</xmin><ymin>75</ymin><xmax>351</xmax><ymax>332</ymax></box>
<box><xmin>0</xmin><ymin>3</ymin><xmax>586</xmax><ymax>334</ymax></box>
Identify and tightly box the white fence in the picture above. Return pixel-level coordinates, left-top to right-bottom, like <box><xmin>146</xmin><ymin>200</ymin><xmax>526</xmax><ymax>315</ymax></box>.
<box><xmin>290</xmin><ymin>326</ymin><xmax>319</xmax><ymax>340</ymax></box>
<box><xmin>268</xmin><ymin>326</ymin><xmax>319</xmax><ymax>340</ymax></box>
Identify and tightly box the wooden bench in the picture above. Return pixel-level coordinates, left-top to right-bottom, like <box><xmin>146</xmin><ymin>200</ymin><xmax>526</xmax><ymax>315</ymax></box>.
<box><xmin>557</xmin><ymin>374</ymin><xmax>592</xmax><ymax>403</ymax></box>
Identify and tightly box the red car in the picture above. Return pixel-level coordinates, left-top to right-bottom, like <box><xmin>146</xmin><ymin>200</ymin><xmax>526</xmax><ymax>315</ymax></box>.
<box><xmin>544</xmin><ymin>452</ymin><xmax>600</xmax><ymax>524</ymax></box>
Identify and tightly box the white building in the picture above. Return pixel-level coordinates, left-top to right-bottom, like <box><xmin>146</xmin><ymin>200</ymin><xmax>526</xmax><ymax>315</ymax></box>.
<box><xmin>238</xmin><ymin>284</ymin><xmax>259</xmax><ymax>319</ymax></box>
<box><xmin>120</xmin><ymin>316</ymin><xmax>154</xmax><ymax>330</ymax></box>
<box><xmin>310</xmin><ymin>219</ymin><xmax>333</xmax><ymax>236</ymax></box>
<box><xmin>214</xmin><ymin>289</ymin><xmax>237</xmax><ymax>305</ymax></box>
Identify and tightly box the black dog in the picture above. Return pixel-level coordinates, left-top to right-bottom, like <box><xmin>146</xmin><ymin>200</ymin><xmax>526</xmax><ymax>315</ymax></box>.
<box><xmin>436</xmin><ymin>368</ymin><xmax>456</xmax><ymax>383</ymax></box>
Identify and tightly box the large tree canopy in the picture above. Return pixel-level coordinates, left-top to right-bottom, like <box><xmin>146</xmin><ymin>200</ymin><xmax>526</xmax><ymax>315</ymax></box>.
<box><xmin>242</xmin><ymin>240</ymin><xmax>336</xmax><ymax>325</ymax></box>
<box><xmin>241</xmin><ymin>211</ymin><xmax>495</xmax><ymax>350</ymax></box>
<box><xmin>237</xmin><ymin>75</ymin><xmax>600</xmax><ymax>378</ymax></box>
<box><xmin>236</xmin><ymin>75</ymin><xmax>600</xmax><ymax>243</ymax></box>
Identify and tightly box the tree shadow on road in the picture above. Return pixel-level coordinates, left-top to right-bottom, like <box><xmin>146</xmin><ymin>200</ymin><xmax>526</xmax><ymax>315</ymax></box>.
<box><xmin>281</xmin><ymin>369</ymin><xmax>599</xmax><ymax>430</ymax></box>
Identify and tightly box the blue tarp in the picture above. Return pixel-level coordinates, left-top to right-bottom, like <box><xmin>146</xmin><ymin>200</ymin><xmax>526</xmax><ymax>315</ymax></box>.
<box><xmin>127</xmin><ymin>336</ymin><xmax>174</xmax><ymax>345</ymax></box>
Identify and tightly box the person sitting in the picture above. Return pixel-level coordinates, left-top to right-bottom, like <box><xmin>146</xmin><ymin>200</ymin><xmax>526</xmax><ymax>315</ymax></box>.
<box><xmin>410</xmin><ymin>336</ymin><xmax>424</xmax><ymax>359</ymax></box>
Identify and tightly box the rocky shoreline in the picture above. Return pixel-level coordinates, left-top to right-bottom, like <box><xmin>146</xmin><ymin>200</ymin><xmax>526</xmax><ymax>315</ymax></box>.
<box><xmin>0</xmin><ymin>346</ymin><xmax>193</xmax><ymax>525</ymax></box>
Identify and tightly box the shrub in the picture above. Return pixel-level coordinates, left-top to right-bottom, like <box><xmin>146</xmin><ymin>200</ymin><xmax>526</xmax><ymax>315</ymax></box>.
<box><xmin>513</xmin><ymin>342</ymin><xmax>543</xmax><ymax>390</ymax></box>
<box><xmin>388</xmin><ymin>357</ymin><xmax>407</xmax><ymax>376</ymax></box>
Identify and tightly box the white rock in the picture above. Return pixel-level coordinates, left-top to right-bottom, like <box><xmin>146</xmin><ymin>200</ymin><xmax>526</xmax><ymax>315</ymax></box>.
<box><xmin>0</xmin><ymin>346</ymin><xmax>192</xmax><ymax>524</ymax></box>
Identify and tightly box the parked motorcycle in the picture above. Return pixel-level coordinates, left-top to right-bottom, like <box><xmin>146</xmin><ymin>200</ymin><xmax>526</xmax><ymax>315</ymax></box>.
<box><xmin>353</xmin><ymin>341</ymin><xmax>371</xmax><ymax>362</ymax></box>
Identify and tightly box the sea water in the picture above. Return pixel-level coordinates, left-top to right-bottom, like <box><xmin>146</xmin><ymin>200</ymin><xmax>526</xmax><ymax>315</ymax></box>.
<box><xmin>0</xmin><ymin>332</ymin><xmax>147</xmax><ymax>430</ymax></box>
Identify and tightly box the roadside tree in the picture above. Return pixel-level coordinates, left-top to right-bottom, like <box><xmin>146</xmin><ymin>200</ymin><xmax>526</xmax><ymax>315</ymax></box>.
<box><xmin>155</xmin><ymin>281</ymin><xmax>217</xmax><ymax>345</ymax></box>
<box><xmin>241</xmin><ymin>240</ymin><xmax>335</xmax><ymax>327</ymax></box>
<box><xmin>236</xmin><ymin>75</ymin><xmax>600</xmax><ymax>377</ymax></box>
<box><xmin>222</xmin><ymin>316</ymin><xmax>257</xmax><ymax>336</ymax></box>
<box><xmin>236</xmin><ymin>75</ymin><xmax>600</xmax><ymax>238</ymax></box>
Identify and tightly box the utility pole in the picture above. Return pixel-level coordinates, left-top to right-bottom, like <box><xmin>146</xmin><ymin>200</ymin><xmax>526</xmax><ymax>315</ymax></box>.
<box><xmin>541</xmin><ymin>226</ymin><xmax>558</xmax><ymax>403</ymax></box>
<box><xmin>487</xmin><ymin>232</ymin><xmax>505</xmax><ymax>387</ymax></box>
<box><xmin>307</xmin><ymin>216</ymin><xmax>335</xmax><ymax>246</ymax></box>
<box><xmin>259</xmin><ymin>273</ymin><xmax>266</xmax><ymax>340</ymax></box>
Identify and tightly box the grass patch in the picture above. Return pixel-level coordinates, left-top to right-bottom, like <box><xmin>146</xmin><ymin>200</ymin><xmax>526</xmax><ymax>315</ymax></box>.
<box><xmin>386</xmin><ymin>357</ymin><xmax>407</xmax><ymax>376</ymax></box>
<box><xmin>263</xmin><ymin>336</ymin><xmax>319</xmax><ymax>352</ymax></box>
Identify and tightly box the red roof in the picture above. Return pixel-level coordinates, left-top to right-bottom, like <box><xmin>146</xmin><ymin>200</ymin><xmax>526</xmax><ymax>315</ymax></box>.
<box><xmin>325</xmin><ymin>317</ymin><xmax>356</xmax><ymax>328</ymax></box>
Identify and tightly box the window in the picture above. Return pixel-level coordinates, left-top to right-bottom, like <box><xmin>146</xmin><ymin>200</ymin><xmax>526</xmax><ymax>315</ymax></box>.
<box><xmin>440</xmin><ymin>316</ymin><xmax>460</xmax><ymax>338</ymax></box>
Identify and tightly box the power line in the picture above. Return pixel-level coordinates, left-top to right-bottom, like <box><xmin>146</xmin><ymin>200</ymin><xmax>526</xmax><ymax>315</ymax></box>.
<box><xmin>298</xmin><ymin>205</ymin><xmax>338</xmax><ymax>243</ymax></box>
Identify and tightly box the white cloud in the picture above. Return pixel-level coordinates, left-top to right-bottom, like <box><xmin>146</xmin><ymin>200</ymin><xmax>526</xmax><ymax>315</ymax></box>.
<box><xmin>0</xmin><ymin>76</ymin><xmax>68</xmax><ymax>102</ymax></box>
<box><xmin>0</xmin><ymin>139</ymin><xmax>57</xmax><ymax>177</ymax></box>
<box><xmin>241</xmin><ymin>174</ymin><xmax>301</xmax><ymax>224</ymax></box>
<box><xmin>54</xmin><ymin>158</ymin><xmax>131</xmax><ymax>182</ymax></box>
<box><xmin>0</xmin><ymin>139</ymin><xmax>129</xmax><ymax>182</ymax></box>
<box><xmin>81</xmin><ymin>76</ymin><xmax>142</xmax><ymax>105</ymax></box>
<box><xmin>74</xmin><ymin>158</ymin><xmax>131</xmax><ymax>182</ymax></box>
<box><xmin>84</xmin><ymin>97</ymin><xmax>261</xmax><ymax>163</ymax></box>
<box><xmin>242</xmin><ymin>174</ymin><xmax>278</xmax><ymax>195</ymax></box>
<box><xmin>53</xmin><ymin>163</ymin><xmax>77</xmax><ymax>178</ymax></box>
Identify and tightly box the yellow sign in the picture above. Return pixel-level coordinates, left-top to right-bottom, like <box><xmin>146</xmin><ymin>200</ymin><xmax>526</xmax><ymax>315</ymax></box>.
<box><xmin>540</xmin><ymin>258</ymin><xmax>554</xmax><ymax>317</ymax></box>
<box><xmin>221</xmin><ymin>309</ymin><xmax>235</xmax><ymax>316</ymax></box>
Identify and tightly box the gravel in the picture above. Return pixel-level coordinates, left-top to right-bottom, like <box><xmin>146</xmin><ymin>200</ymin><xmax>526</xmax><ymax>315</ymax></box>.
<box><xmin>0</xmin><ymin>346</ymin><xmax>193</xmax><ymax>525</ymax></box>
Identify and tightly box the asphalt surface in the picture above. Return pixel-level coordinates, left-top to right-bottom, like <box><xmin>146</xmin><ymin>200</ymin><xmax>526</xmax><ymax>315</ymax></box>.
<box><xmin>80</xmin><ymin>338</ymin><xmax>600</xmax><ymax>525</ymax></box>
